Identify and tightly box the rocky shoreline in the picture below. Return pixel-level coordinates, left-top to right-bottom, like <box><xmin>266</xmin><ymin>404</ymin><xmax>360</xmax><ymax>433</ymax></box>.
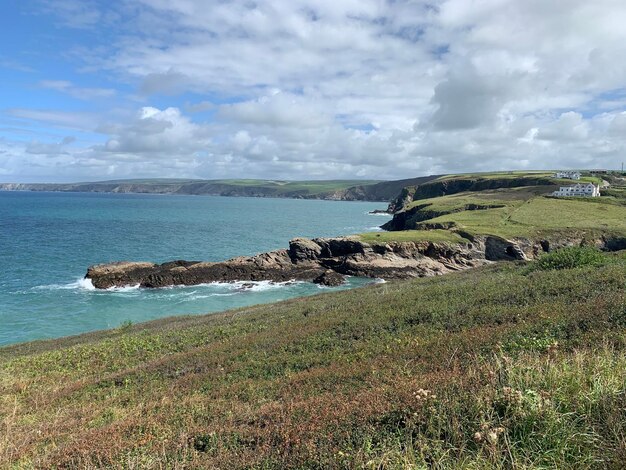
<box><xmin>85</xmin><ymin>233</ymin><xmax>625</xmax><ymax>290</ymax></box>
<box><xmin>85</xmin><ymin>236</ymin><xmax>480</xmax><ymax>289</ymax></box>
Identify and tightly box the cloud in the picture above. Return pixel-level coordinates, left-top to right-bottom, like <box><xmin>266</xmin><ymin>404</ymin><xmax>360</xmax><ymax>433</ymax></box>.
<box><xmin>139</xmin><ymin>70</ymin><xmax>191</xmax><ymax>96</ymax></box>
<box><xmin>39</xmin><ymin>80</ymin><xmax>116</xmax><ymax>100</ymax></box>
<box><xmin>100</xmin><ymin>107</ymin><xmax>209</xmax><ymax>158</ymax></box>
<box><xmin>0</xmin><ymin>59</ymin><xmax>35</xmax><ymax>73</ymax></box>
<box><xmin>25</xmin><ymin>137</ymin><xmax>74</xmax><ymax>155</ymax></box>
<box><xmin>36</xmin><ymin>0</ymin><xmax>106</xmax><ymax>29</ymax></box>
<box><xmin>5</xmin><ymin>108</ymin><xmax>100</xmax><ymax>131</ymax></box>
<box><xmin>429</xmin><ymin>67</ymin><xmax>522</xmax><ymax>130</ymax></box>
<box><xmin>184</xmin><ymin>101</ymin><xmax>215</xmax><ymax>113</ymax></box>
<box><xmin>4</xmin><ymin>0</ymin><xmax>626</xmax><ymax>181</ymax></box>
<box><xmin>218</xmin><ymin>92</ymin><xmax>331</xmax><ymax>129</ymax></box>
<box><xmin>536</xmin><ymin>112</ymin><xmax>589</xmax><ymax>141</ymax></box>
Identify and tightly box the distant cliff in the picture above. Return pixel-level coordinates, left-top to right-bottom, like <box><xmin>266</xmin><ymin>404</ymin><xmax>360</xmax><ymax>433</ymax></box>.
<box><xmin>0</xmin><ymin>175</ymin><xmax>440</xmax><ymax>202</ymax></box>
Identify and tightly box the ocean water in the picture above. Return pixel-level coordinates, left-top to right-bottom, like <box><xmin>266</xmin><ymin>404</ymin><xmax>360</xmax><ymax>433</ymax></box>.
<box><xmin>0</xmin><ymin>191</ymin><xmax>390</xmax><ymax>346</ymax></box>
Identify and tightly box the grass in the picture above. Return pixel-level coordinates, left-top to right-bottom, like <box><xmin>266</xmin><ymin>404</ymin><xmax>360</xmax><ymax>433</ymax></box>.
<box><xmin>394</xmin><ymin>187</ymin><xmax>626</xmax><ymax>240</ymax></box>
<box><xmin>358</xmin><ymin>229</ymin><xmax>466</xmax><ymax>244</ymax></box>
<box><xmin>531</xmin><ymin>246</ymin><xmax>609</xmax><ymax>271</ymax></box>
<box><xmin>435</xmin><ymin>171</ymin><xmax>555</xmax><ymax>181</ymax></box>
<box><xmin>2</xmin><ymin>252</ymin><xmax>626</xmax><ymax>468</ymax></box>
<box><xmin>434</xmin><ymin>171</ymin><xmax>603</xmax><ymax>185</ymax></box>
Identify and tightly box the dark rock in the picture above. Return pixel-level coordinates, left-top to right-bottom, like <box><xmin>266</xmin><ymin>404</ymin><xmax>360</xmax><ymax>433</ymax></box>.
<box><xmin>313</xmin><ymin>270</ymin><xmax>345</xmax><ymax>287</ymax></box>
<box><xmin>484</xmin><ymin>236</ymin><xmax>516</xmax><ymax>261</ymax></box>
<box><xmin>288</xmin><ymin>238</ymin><xmax>322</xmax><ymax>262</ymax></box>
<box><xmin>86</xmin><ymin>261</ymin><xmax>157</xmax><ymax>289</ymax></box>
<box><xmin>314</xmin><ymin>237</ymin><xmax>367</xmax><ymax>257</ymax></box>
<box><xmin>602</xmin><ymin>236</ymin><xmax>626</xmax><ymax>251</ymax></box>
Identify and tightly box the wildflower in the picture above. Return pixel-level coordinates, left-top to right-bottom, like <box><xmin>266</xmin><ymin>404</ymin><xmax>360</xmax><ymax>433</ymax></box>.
<box><xmin>473</xmin><ymin>432</ymin><xmax>483</xmax><ymax>443</ymax></box>
<box><xmin>502</xmin><ymin>386</ymin><xmax>523</xmax><ymax>405</ymax></box>
<box><xmin>413</xmin><ymin>389</ymin><xmax>436</xmax><ymax>401</ymax></box>
<box><xmin>486</xmin><ymin>430</ymin><xmax>499</xmax><ymax>445</ymax></box>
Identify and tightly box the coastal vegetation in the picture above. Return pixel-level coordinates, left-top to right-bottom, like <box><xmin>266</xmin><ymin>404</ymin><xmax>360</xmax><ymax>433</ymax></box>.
<box><xmin>376</xmin><ymin>173</ymin><xmax>626</xmax><ymax>242</ymax></box>
<box><xmin>2</xmin><ymin>248</ymin><xmax>626</xmax><ymax>468</ymax></box>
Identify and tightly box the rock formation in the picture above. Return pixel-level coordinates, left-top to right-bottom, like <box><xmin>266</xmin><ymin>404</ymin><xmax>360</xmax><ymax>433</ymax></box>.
<box><xmin>86</xmin><ymin>236</ymin><xmax>485</xmax><ymax>289</ymax></box>
<box><xmin>86</xmin><ymin>233</ymin><xmax>626</xmax><ymax>290</ymax></box>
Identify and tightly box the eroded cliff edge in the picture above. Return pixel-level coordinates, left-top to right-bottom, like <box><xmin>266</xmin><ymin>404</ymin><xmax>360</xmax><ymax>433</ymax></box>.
<box><xmin>85</xmin><ymin>233</ymin><xmax>626</xmax><ymax>289</ymax></box>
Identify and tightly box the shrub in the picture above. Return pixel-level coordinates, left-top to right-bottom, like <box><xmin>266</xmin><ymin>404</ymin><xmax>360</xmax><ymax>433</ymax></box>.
<box><xmin>534</xmin><ymin>246</ymin><xmax>607</xmax><ymax>271</ymax></box>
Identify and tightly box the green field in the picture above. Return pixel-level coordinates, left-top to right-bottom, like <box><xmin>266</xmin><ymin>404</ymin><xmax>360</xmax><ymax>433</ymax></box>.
<box><xmin>435</xmin><ymin>171</ymin><xmax>555</xmax><ymax>181</ymax></box>
<box><xmin>427</xmin><ymin>195</ymin><xmax>626</xmax><ymax>239</ymax></box>
<box><xmin>3</xmin><ymin>251</ymin><xmax>626</xmax><ymax>468</ymax></box>
<box><xmin>435</xmin><ymin>171</ymin><xmax>603</xmax><ymax>185</ymax></box>
<box><xmin>379</xmin><ymin>173</ymin><xmax>626</xmax><ymax>241</ymax></box>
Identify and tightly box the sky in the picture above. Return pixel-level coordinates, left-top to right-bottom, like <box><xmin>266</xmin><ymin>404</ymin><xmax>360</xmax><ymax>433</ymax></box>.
<box><xmin>1</xmin><ymin>0</ymin><xmax>626</xmax><ymax>183</ymax></box>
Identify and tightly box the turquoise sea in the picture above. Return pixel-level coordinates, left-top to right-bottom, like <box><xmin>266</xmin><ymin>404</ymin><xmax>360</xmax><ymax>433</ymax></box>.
<box><xmin>0</xmin><ymin>191</ymin><xmax>390</xmax><ymax>346</ymax></box>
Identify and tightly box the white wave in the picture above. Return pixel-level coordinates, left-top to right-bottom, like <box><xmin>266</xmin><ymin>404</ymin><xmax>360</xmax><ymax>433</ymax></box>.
<box><xmin>227</xmin><ymin>280</ymin><xmax>301</xmax><ymax>292</ymax></box>
<box><xmin>33</xmin><ymin>278</ymin><xmax>96</xmax><ymax>291</ymax></box>
<box><xmin>76</xmin><ymin>278</ymin><xmax>96</xmax><ymax>290</ymax></box>
<box><xmin>367</xmin><ymin>226</ymin><xmax>384</xmax><ymax>232</ymax></box>
<box><xmin>367</xmin><ymin>212</ymin><xmax>392</xmax><ymax>217</ymax></box>
<box><xmin>105</xmin><ymin>283</ymin><xmax>140</xmax><ymax>292</ymax></box>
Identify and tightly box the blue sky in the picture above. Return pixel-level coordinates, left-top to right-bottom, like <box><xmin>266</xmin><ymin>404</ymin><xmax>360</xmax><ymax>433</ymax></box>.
<box><xmin>1</xmin><ymin>0</ymin><xmax>626</xmax><ymax>182</ymax></box>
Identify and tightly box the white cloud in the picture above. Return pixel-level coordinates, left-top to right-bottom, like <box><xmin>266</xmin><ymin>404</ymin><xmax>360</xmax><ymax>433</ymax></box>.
<box><xmin>5</xmin><ymin>109</ymin><xmax>100</xmax><ymax>131</ymax></box>
<box><xmin>4</xmin><ymin>0</ymin><xmax>626</xmax><ymax>182</ymax></box>
<box><xmin>99</xmin><ymin>107</ymin><xmax>209</xmax><ymax>158</ymax></box>
<box><xmin>39</xmin><ymin>80</ymin><xmax>116</xmax><ymax>100</ymax></box>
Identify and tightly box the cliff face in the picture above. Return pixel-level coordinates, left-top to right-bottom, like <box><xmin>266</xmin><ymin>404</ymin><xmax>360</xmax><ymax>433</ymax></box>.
<box><xmin>331</xmin><ymin>175</ymin><xmax>441</xmax><ymax>202</ymax></box>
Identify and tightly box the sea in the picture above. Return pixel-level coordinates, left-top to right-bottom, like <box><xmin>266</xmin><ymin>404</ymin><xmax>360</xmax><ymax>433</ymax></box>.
<box><xmin>0</xmin><ymin>191</ymin><xmax>391</xmax><ymax>346</ymax></box>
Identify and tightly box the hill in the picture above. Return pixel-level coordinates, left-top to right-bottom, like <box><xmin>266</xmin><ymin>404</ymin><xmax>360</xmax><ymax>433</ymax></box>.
<box><xmin>372</xmin><ymin>172</ymin><xmax>626</xmax><ymax>246</ymax></box>
<box><xmin>0</xmin><ymin>176</ymin><xmax>441</xmax><ymax>202</ymax></box>
<box><xmin>2</xmin><ymin>250</ymin><xmax>626</xmax><ymax>468</ymax></box>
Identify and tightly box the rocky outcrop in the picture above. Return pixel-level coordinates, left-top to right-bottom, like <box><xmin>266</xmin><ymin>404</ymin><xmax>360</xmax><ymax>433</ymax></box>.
<box><xmin>87</xmin><ymin>249</ymin><xmax>323</xmax><ymax>289</ymax></box>
<box><xmin>86</xmin><ymin>233</ymin><xmax>626</xmax><ymax>290</ymax></box>
<box><xmin>86</xmin><ymin>236</ymin><xmax>488</xmax><ymax>289</ymax></box>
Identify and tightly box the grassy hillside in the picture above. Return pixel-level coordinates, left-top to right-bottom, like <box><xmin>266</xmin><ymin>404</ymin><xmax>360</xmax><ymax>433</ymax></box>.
<box><xmin>2</xmin><ymin>250</ymin><xmax>626</xmax><ymax>468</ymax></box>
<box><xmin>371</xmin><ymin>172</ymin><xmax>626</xmax><ymax>242</ymax></box>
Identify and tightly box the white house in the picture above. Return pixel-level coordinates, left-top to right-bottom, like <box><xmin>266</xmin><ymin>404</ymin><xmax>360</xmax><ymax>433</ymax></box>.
<box><xmin>552</xmin><ymin>183</ymin><xmax>600</xmax><ymax>198</ymax></box>
<box><xmin>554</xmin><ymin>171</ymin><xmax>581</xmax><ymax>180</ymax></box>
